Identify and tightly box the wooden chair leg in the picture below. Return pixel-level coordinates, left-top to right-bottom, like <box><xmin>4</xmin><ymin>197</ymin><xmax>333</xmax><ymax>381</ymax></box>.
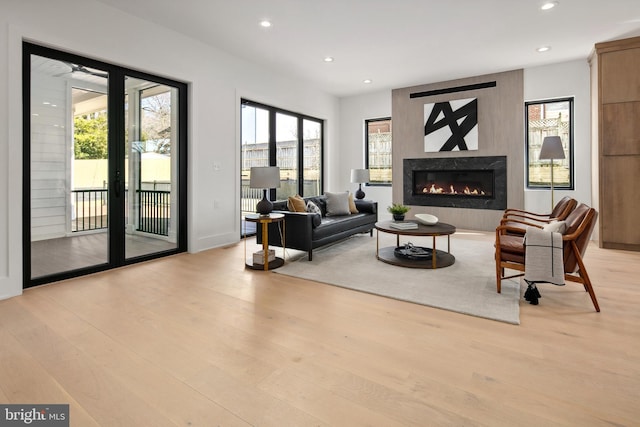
<box><xmin>495</xmin><ymin>249</ymin><xmax>502</xmax><ymax>293</ymax></box>
<box><xmin>573</xmin><ymin>251</ymin><xmax>600</xmax><ymax>312</ymax></box>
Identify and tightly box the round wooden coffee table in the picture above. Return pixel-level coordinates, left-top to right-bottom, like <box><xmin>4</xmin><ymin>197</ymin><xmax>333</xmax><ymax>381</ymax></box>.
<box><xmin>375</xmin><ymin>220</ymin><xmax>456</xmax><ymax>269</ymax></box>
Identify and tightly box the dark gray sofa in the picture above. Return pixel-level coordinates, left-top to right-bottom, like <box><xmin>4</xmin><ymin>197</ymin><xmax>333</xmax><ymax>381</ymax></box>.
<box><xmin>257</xmin><ymin>195</ymin><xmax>378</xmax><ymax>261</ymax></box>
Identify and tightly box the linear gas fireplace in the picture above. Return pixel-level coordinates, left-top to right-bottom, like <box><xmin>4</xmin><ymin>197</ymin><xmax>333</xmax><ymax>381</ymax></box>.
<box><xmin>403</xmin><ymin>156</ymin><xmax>507</xmax><ymax>210</ymax></box>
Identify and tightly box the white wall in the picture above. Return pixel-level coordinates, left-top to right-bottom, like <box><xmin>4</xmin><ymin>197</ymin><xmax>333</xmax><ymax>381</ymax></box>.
<box><xmin>338</xmin><ymin>90</ymin><xmax>393</xmax><ymax>220</ymax></box>
<box><xmin>0</xmin><ymin>0</ymin><xmax>339</xmax><ymax>299</ymax></box>
<box><xmin>524</xmin><ymin>59</ymin><xmax>592</xmax><ymax>213</ymax></box>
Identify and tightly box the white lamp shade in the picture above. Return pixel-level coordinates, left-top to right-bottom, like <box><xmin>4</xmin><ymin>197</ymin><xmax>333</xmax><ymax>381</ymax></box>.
<box><xmin>350</xmin><ymin>168</ymin><xmax>370</xmax><ymax>183</ymax></box>
<box><xmin>539</xmin><ymin>136</ymin><xmax>566</xmax><ymax>160</ymax></box>
<box><xmin>250</xmin><ymin>166</ymin><xmax>281</xmax><ymax>188</ymax></box>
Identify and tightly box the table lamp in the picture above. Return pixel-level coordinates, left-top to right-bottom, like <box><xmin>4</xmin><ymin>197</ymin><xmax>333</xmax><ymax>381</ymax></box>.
<box><xmin>350</xmin><ymin>168</ymin><xmax>370</xmax><ymax>200</ymax></box>
<box><xmin>250</xmin><ymin>166</ymin><xmax>281</xmax><ymax>215</ymax></box>
<box><xmin>539</xmin><ymin>136</ymin><xmax>565</xmax><ymax>208</ymax></box>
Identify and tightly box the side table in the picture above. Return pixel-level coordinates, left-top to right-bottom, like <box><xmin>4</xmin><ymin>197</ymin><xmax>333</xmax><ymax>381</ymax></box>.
<box><xmin>244</xmin><ymin>213</ymin><xmax>285</xmax><ymax>271</ymax></box>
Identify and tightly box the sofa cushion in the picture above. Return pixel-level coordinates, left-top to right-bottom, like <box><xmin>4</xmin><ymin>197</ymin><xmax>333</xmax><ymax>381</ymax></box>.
<box><xmin>348</xmin><ymin>192</ymin><xmax>359</xmax><ymax>214</ymax></box>
<box><xmin>287</xmin><ymin>195</ymin><xmax>307</xmax><ymax>212</ymax></box>
<box><xmin>325</xmin><ymin>191</ymin><xmax>351</xmax><ymax>216</ymax></box>
<box><xmin>306</xmin><ymin>200</ymin><xmax>321</xmax><ymax>215</ymax></box>
<box><xmin>313</xmin><ymin>213</ymin><xmax>374</xmax><ymax>240</ymax></box>
<box><xmin>305</xmin><ymin>196</ymin><xmax>327</xmax><ymax>217</ymax></box>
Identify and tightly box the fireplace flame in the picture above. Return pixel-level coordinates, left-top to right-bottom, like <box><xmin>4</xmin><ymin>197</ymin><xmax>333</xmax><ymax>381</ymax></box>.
<box><xmin>421</xmin><ymin>183</ymin><xmax>486</xmax><ymax>196</ymax></box>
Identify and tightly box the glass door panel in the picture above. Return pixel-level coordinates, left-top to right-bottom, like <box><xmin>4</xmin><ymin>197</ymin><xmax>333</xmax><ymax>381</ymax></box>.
<box><xmin>29</xmin><ymin>54</ymin><xmax>110</xmax><ymax>279</ymax></box>
<box><xmin>124</xmin><ymin>77</ymin><xmax>179</xmax><ymax>259</ymax></box>
<box><xmin>241</xmin><ymin>104</ymin><xmax>269</xmax><ymax>217</ymax></box>
<box><xmin>303</xmin><ymin>119</ymin><xmax>321</xmax><ymax>197</ymax></box>
<box><xmin>276</xmin><ymin>112</ymin><xmax>298</xmax><ymax>200</ymax></box>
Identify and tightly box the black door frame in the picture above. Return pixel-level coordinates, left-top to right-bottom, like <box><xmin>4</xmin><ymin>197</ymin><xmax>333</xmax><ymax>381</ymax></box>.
<box><xmin>22</xmin><ymin>42</ymin><xmax>188</xmax><ymax>288</ymax></box>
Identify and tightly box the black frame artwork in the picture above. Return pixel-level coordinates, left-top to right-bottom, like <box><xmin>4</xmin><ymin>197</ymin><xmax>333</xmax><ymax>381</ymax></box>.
<box><xmin>424</xmin><ymin>98</ymin><xmax>478</xmax><ymax>152</ymax></box>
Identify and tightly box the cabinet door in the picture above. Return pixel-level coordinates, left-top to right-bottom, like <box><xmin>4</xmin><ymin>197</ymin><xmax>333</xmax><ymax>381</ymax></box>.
<box><xmin>597</xmin><ymin>40</ymin><xmax>640</xmax><ymax>251</ymax></box>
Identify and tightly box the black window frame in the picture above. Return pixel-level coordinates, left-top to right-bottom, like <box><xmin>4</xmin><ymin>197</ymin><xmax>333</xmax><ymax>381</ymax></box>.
<box><xmin>23</xmin><ymin>42</ymin><xmax>188</xmax><ymax>288</ymax></box>
<box><xmin>525</xmin><ymin>97</ymin><xmax>575</xmax><ymax>190</ymax></box>
<box><xmin>240</xmin><ymin>99</ymin><xmax>324</xmax><ymax>198</ymax></box>
<box><xmin>365</xmin><ymin>117</ymin><xmax>392</xmax><ymax>187</ymax></box>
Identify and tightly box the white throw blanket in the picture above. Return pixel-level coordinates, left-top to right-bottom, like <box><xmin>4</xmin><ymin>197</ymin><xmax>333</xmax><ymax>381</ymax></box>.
<box><xmin>524</xmin><ymin>227</ymin><xmax>565</xmax><ymax>286</ymax></box>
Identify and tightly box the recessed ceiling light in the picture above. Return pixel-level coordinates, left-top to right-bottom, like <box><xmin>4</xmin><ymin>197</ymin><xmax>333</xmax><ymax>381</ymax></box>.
<box><xmin>541</xmin><ymin>1</ymin><xmax>558</xmax><ymax>10</ymax></box>
<box><xmin>259</xmin><ymin>20</ymin><xmax>272</xmax><ymax>28</ymax></box>
<box><xmin>363</xmin><ymin>79</ymin><xmax>372</xmax><ymax>84</ymax></box>
<box><xmin>324</xmin><ymin>56</ymin><xmax>334</xmax><ymax>62</ymax></box>
<box><xmin>537</xmin><ymin>46</ymin><xmax>551</xmax><ymax>52</ymax></box>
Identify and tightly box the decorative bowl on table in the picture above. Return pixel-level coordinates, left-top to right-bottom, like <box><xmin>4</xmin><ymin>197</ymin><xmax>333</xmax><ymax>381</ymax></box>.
<box><xmin>415</xmin><ymin>213</ymin><xmax>439</xmax><ymax>226</ymax></box>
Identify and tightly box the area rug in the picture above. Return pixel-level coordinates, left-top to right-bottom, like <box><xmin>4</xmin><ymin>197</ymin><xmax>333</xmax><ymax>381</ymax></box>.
<box><xmin>273</xmin><ymin>233</ymin><xmax>521</xmax><ymax>324</ymax></box>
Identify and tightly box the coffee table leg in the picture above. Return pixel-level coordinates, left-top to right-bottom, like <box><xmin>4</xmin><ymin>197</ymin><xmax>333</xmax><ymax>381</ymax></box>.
<box><xmin>432</xmin><ymin>235</ymin><xmax>437</xmax><ymax>269</ymax></box>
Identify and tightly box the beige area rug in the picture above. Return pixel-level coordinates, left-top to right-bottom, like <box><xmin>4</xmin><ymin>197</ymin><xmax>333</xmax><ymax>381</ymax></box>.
<box><xmin>273</xmin><ymin>232</ymin><xmax>522</xmax><ymax>324</ymax></box>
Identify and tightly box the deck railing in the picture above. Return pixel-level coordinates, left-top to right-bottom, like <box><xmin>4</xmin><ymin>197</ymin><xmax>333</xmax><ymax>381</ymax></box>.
<box><xmin>71</xmin><ymin>188</ymin><xmax>170</xmax><ymax>236</ymax></box>
<box><xmin>72</xmin><ymin>189</ymin><xmax>108</xmax><ymax>232</ymax></box>
<box><xmin>137</xmin><ymin>189</ymin><xmax>170</xmax><ymax>236</ymax></box>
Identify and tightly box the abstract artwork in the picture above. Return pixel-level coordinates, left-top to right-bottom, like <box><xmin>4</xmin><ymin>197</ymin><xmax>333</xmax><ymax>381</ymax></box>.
<box><xmin>424</xmin><ymin>98</ymin><xmax>478</xmax><ymax>152</ymax></box>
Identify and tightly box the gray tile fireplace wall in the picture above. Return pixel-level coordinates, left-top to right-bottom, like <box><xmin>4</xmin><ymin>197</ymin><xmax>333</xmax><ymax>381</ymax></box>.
<box><xmin>403</xmin><ymin>156</ymin><xmax>507</xmax><ymax>210</ymax></box>
<box><xmin>392</xmin><ymin>69</ymin><xmax>524</xmax><ymax>231</ymax></box>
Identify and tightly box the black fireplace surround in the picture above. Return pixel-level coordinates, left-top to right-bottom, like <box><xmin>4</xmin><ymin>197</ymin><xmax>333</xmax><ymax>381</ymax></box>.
<box><xmin>403</xmin><ymin>156</ymin><xmax>507</xmax><ymax>210</ymax></box>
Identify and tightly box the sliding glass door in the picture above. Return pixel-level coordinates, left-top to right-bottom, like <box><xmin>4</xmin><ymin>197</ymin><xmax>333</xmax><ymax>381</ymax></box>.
<box><xmin>24</xmin><ymin>43</ymin><xmax>187</xmax><ymax>287</ymax></box>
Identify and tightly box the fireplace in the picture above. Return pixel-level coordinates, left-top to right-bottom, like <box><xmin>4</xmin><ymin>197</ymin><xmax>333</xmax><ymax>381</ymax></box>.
<box><xmin>403</xmin><ymin>156</ymin><xmax>507</xmax><ymax>210</ymax></box>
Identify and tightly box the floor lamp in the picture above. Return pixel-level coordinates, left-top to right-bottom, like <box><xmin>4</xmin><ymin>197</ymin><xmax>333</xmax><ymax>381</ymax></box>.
<box><xmin>539</xmin><ymin>136</ymin><xmax>565</xmax><ymax>209</ymax></box>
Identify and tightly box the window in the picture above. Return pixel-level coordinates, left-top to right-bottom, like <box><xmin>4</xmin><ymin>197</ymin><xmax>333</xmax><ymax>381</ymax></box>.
<box><xmin>525</xmin><ymin>98</ymin><xmax>574</xmax><ymax>189</ymax></box>
<box><xmin>365</xmin><ymin>117</ymin><xmax>392</xmax><ymax>185</ymax></box>
<box><xmin>240</xmin><ymin>99</ymin><xmax>323</xmax><ymax>211</ymax></box>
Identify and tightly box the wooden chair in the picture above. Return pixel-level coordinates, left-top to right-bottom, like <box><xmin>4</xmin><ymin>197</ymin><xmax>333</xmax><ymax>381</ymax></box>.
<box><xmin>495</xmin><ymin>203</ymin><xmax>600</xmax><ymax>312</ymax></box>
<box><xmin>500</xmin><ymin>196</ymin><xmax>577</xmax><ymax>233</ymax></box>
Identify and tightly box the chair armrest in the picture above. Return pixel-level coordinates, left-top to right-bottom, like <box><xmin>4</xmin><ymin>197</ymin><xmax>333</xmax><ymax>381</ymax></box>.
<box><xmin>499</xmin><ymin>218</ymin><xmax>546</xmax><ymax>228</ymax></box>
<box><xmin>496</xmin><ymin>223</ymin><xmax>541</xmax><ymax>236</ymax></box>
<box><xmin>503</xmin><ymin>208</ymin><xmax>551</xmax><ymax>218</ymax></box>
<box><xmin>502</xmin><ymin>212</ymin><xmax>553</xmax><ymax>223</ymax></box>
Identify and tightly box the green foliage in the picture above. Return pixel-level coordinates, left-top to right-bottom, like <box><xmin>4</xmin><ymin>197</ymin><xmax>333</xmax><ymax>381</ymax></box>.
<box><xmin>387</xmin><ymin>203</ymin><xmax>410</xmax><ymax>215</ymax></box>
<box><xmin>74</xmin><ymin>114</ymin><xmax>108</xmax><ymax>159</ymax></box>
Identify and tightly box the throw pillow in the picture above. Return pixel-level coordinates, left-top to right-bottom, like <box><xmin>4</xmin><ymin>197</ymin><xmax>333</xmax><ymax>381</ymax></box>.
<box><xmin>348</xmin><ymin>192</ymin><xmax>359</xmax><ymax>214</ymax></box>
<box><xmin>287</xmin><ymin>194</ymin><xmax>306</xmax><ymax>212</ymax></box>
<box><xmin>543</xmin><ymin>220</ymin><xmax>567</xmax><ymax>234</ymax></box>
<box><xmin>306</xmin><ymin>200</ymin><xmax>321</xmax><ymax>215</ymax></box>
<box><xmin>306</xmin><ymin>196</ymin><xmax>327</xmax><ymax>217</ymax></box>
<box><xmin>325</xmin><ymin>191</ymin><xmax>351</xmax><ymax>216</ymax></box>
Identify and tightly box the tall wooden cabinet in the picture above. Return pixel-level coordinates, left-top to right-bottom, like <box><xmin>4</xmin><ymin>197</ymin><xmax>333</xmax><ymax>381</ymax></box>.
<box><xmin>591</xmin><ymin>36</ymin><xmax>640</xmax><ymax>251</ymax></box>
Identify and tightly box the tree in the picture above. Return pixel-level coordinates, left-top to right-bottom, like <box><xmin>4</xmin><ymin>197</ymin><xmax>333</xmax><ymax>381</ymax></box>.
<box><xmin>74</xmin><ymin>114</ymin><xmax>108</xmax><ymax>159</ymax></box>
<box><xmin>141</xmin><ymin>91</ymin><xmax>172</xmax><ymax>154</ymax></box>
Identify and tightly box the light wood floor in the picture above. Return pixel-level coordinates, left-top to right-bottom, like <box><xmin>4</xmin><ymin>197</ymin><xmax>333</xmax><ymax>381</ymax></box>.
<box><xmin>1</xmin><ymin>231</ymin><xmax>638</xmax><ymax>426</ymax></box>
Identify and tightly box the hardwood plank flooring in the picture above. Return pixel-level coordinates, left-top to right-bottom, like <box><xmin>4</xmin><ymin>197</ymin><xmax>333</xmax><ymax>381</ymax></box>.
<box><xmin>1</xmin><ymin>231</ymin><xmax>639</xmax><ymax>426</ymax></box>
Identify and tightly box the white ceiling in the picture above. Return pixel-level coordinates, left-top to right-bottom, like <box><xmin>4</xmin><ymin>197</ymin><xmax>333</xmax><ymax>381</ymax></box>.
<box><xmin>95</xmin><ymin>0</ymin><xmax>640</xmax><ymax>97</ymax></box>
